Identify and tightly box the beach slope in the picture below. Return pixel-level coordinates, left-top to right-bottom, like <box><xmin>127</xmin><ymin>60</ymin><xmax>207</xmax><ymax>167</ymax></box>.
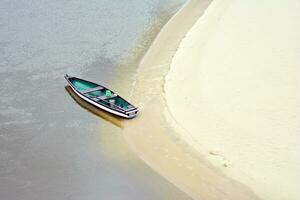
<box><xmin>165</xmin><ymin>0</ymin><xmax>300</xmax><ymax>199</ymax></box>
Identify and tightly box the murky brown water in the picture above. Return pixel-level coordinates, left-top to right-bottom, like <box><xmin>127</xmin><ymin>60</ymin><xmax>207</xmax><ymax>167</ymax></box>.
<box><xmin>0</xmin><ymin>0</ymin><xmax>191</xmax><ymax>199</ymax></box>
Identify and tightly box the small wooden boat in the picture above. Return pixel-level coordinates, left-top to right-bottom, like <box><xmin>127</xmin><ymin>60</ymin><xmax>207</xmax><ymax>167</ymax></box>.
<box><xmin>65</xmin><ymin>86</ymin><xmax>124</xmax><ymax>128</ymax></box>
<box><xmin>64</xmin><ymin>74</ymin><xmax>138</xmax><ymax>119</ymax></box>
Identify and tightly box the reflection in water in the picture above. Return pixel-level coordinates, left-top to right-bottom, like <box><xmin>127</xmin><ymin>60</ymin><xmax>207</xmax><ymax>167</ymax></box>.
<box><xmin>65</xmin><ymin>86</ymin><xmax>124</xmax><ymax>129</ymax></box>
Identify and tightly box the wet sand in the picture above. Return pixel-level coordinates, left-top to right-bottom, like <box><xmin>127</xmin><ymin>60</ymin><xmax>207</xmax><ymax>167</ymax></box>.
<box><xmin>166</xmin><ymin>0</ymin><xmax>300</xmax><ymax>199</ymax></box>
<box><xmin>123</xmin><ymin>0</ymin><xmax>261</xmax><ymax>199</ymax></box>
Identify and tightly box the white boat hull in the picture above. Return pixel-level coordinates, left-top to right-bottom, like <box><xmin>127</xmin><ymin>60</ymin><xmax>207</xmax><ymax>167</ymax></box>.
<box><xmin>69</xmin><ymin>85</ymin><xmax>135</xmax><ymax>119</ymax></box>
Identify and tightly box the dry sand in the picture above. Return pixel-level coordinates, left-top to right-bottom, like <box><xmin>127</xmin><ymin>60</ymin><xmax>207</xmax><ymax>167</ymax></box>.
<box><xmin>165</xmin><ymin>0</ymin><xmax>300</xmax><ymax>199</ymax></box>
<box><xmin>123</xmin><ymin>0</ymin><xmax>262</xmax><ymax>199</ymax></box>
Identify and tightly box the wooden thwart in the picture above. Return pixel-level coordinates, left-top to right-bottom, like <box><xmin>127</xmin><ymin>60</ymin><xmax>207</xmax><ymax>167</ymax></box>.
<box><xmin>82</xmin><ymin>86</ymin><xmax>104</xmax><ymax>94</ymax></box>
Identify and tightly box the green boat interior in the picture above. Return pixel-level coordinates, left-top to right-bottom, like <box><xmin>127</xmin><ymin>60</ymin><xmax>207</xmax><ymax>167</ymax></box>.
<box><xmin>70</xmin><ymin>78</ymin><xmax>132</xmax><ymax>110</ymax></box>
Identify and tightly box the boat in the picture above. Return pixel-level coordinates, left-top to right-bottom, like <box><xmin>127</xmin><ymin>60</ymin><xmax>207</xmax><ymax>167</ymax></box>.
<box><xmin>64</xmin><ymin>74</ymin><xmax>138</xmax><ymax>119</ymax></box>
<box><xmin>65</xmin><ymin>86</ymin><xmax>124</xmax><ymax>128</ymax></box>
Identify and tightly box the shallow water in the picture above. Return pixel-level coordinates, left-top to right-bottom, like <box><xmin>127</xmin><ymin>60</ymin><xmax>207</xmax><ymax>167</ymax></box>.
<box><xmin>0</xmin><ymin>0</ymin><xmax>190</xmax><ymax>199</ymax></box>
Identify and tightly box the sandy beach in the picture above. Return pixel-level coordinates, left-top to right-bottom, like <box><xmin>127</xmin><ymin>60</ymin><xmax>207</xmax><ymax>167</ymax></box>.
<box><xmin>165</xmin><ymin>0</ymin><xmax>300</xmax><ymax>199</ymax></box>
<box><xmin>0</xmin><ymin>0</ymin><xmax>297</xmax><ymax>198</ymax></box>
<box><xmin>123</xmin><ymin>0</ymin><xmax>261</xmax><ymax>199</ymax></box>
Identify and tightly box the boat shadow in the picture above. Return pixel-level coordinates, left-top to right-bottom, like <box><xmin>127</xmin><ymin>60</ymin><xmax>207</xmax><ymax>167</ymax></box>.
<box><xmin>65</xmin><ymin>86</ymin><xmax>124</xmax><ymax>129</ymax></box>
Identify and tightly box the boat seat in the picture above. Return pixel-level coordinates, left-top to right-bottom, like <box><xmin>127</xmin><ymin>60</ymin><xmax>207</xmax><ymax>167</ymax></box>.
<box><xmin>91</xmin><ymin>96</ymin><xmax>108</xmax><ymax>103</ymax></box>
<box><xmin>97</xmin><ymin>94</ymin><xmax>117</xmax><ymax>101</ymax></box>
<box><xmin>97</xmin><ymin>95</ymin><xmax>107</xmax><ymax>100</ymax></box>
<box><xmin>127</xmin><ymin>105</ymin><xmax>134</xmax><ymax>109</ymax></box>
<box><xmin>82</xmin><ymin>86</ymin><xmax>104</xmax><ymax>94</ymax></box>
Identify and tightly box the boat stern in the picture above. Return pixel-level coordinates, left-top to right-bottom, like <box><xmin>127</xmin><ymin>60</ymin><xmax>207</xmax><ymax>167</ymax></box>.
<box><xmin>125</xmin><ymin>109</ymin><xmax>139</xmax><ymax>118</ymax></box>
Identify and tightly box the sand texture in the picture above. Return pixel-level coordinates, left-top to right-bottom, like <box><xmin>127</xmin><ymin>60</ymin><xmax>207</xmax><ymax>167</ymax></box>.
<box><xmin>165</xmin><ymin>0</ymin><xmax>300</xmax><ymax>199</ymax></box>
<box><xmin>123</xmin><ymin>0</ymin><xmax>261</xmax><ymax>199</ymax></box>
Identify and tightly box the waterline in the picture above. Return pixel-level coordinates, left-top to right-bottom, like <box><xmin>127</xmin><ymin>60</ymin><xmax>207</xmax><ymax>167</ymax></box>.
<box><xmin>122</xmin><ymin>0</ymin><xmax>260</xmax><ymax>199</ymax></box>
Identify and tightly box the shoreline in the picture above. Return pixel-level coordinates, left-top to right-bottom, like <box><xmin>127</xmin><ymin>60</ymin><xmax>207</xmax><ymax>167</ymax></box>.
<box><xmin>122</xmin><ymin>0</ymin><xmax>260</xmax><ymax>199</ymax></box>
<box><xmin>165</xmin><ymin>0</ymin><xmax>300</xmax><ymax>199</ymax></box>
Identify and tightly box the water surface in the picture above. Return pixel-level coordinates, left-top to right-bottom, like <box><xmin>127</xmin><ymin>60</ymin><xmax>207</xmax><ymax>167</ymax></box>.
<box><xmin>0</xmin><ymin>0</ymin><xmax>190</xmax><ymax>199</ymax></box>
